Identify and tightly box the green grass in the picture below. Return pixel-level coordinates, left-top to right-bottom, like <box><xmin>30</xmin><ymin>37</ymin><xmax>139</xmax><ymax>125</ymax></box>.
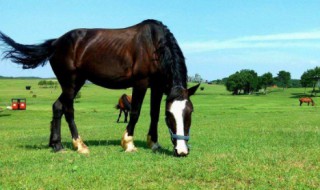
<box><xmin>0</xmin><ymin>79</ymin><xmax>319</xmax><ymax>189</ymax></box>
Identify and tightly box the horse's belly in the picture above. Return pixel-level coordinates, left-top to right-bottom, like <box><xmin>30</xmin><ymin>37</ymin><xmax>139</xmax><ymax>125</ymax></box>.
<box><xmin>87</xmin><ymin>75</ymin><xmax>133</xmax><ymax>89</ymax></box>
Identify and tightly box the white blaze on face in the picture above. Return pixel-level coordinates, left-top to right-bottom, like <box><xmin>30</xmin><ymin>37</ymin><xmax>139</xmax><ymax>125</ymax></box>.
<box><xmin>169</xmin><ymin>100</ymin><xmax>188</xmax><ymax>155</ymax></box>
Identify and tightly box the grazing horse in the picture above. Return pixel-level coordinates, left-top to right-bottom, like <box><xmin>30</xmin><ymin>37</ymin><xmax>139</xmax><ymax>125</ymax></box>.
<box><xmin>299</xmin><ymin>97</ymin><xmax>315</xmax><ymax>106</ymax></box>
<box><xmin>115</xmin><ymin>94</ymin><xmax>132</xmax><ymax>123</ymax></box>
<box><xmin>0</xmin><ymin>19</ymin><xmax>199</xmax><ymax>156</ymax></box>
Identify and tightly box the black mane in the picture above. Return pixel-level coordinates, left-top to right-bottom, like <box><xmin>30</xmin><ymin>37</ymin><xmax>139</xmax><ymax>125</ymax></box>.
<box><xmin>144</xmin><ymin>20</ymin><xmax>188</xmax><ymax>90</ymax></box>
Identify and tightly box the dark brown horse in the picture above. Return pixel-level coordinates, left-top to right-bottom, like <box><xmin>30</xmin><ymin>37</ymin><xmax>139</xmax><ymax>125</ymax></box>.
<box><xmin>115</xmin><ymin>94</ymin><xmax>132</xmax><ymax>123</ymax></box>
<box><xmin>299</xmin><ymin>97</ymin><xmax>315</xmax><ymax>106</ymax></box>
<box><xmin>0</xmin><ymin>20</ymin><xmax>199</xmax><ymax>156</ymax></box>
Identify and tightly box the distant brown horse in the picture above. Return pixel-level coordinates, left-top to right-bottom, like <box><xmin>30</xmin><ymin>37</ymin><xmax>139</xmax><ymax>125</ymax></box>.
<box><xmin>0</xmin><ymin>19</ymin><xmax>200</xmax><ymax>156</ymax></box>
<box><xmin>115</xmin><ymin>94</ymin><xmax>132</xmax><ymax>123</ymax></box>
<box><xmin>299</xmin><ymin>97</ymin><xmax>315</xmax><ymax>106</ymax></box>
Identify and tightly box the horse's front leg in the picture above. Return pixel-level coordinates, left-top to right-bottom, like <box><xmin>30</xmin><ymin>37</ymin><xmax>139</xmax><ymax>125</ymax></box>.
<box><xmin>147</xmin><ymin>86</ymin><xmax>163</xmax><ymax>151</ymax></box>
<box><xmin>121</xmin><ymin>85</ymin><xmax>147</xmax><ymax>152</ymax></box>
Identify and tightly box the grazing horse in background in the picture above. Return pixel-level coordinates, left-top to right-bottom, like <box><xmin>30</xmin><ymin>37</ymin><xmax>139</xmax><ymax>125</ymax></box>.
<box><xmin>299</xmin><ymin>97</ymin><xmax>315</xmax><ymax>106</ymax></box>
<box><xmin>0</xmin><ymin>19</ymin><xmax>199</xmax><ymax>156</ymax></box>
<box><xmin>115</xmin><ymin>94</ymin><xmax>132</xmax><ymax>123</ymax></box>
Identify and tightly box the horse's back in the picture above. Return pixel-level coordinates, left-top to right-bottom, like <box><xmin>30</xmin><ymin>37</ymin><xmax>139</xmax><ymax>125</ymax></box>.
<box><xmin>299</xmin><ymin>97</ymin><xmax>313</xmax><ymax>103</ymax></box>
<box><xmin>49</xmin><ymin>22</ymin><xmax>162</xmax><ymax>89</ymax></box>
<box><xmin>117</xmin><ymin>94</ymin><xmax>132</xmax><ymax>110</ymax></box>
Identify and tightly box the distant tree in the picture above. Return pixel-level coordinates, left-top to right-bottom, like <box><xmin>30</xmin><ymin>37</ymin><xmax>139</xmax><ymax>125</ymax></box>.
<box><xmin>259</xmin><ymin>72</ymin><xmax>274</xmax><ymax>93</ymax></box>
<box><xmin>54</xmin><ymin>81</ymin><xmax>59</xmax><ymax>89</ymax></box>
<box><xmin>300</xmin><ymin>67</ymin><xmax>320</xmax><ymax>95</ymax></box>
<box><xmin>194</xmin><ymin>73</ymin><xmax>203</xmax><ymax>83</ymax></box>
<box><xmin>188</xmin><ymin>73</ymin><xmax>203</xmax><ymax>83</ymax></box>
<box><xmin>290</xmin><ymin>79</ymin><xmax>302</xmax><ymax>88</ymax></box>
<box><xmin>241</xmin><ymin>70</ymin><xmax>259</xmax><ymax>94</ymax></box>
<box><xmin>225</xmin><ymin>69</ymin><xmax>259</xmax><ymax>95</ymax></box>
<box><xmin>226</xmin><ymin>72</ymin><xmax>241</xmax><ymax>95</ymax></box>
<box><xmin>301</xmin><ymin>69</ymin><xmax>314</xmax><ymax>89</ymax></box>
<box><xmin>38</xmin><ymin>80</ymin><xmax>47</xmax><ymax>88</ymax></box>
<box><xmin>276</xmin><ymin>71</ymin><xmax>291</xmax><ymax>89</ymax></box>
<box><xmin>47</xmin><ymin>80</ymin><xmax>54</xmax><ymax>88</ymax></box>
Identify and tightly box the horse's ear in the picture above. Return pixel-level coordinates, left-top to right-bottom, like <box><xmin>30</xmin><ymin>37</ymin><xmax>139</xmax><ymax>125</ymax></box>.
<box><xmin>188</xmin><ymin>83</ymin><xmax>200</xmax><ymax>97</ymax></box>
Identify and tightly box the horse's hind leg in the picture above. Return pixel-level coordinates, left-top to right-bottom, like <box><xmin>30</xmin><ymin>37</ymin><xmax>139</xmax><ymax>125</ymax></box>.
<box><xmin>54</xmin><ymin>76</ymin><xmax>89</xmax><ymax>154</ymax></box>
<box><xmin>64</xmin><ymin>83</ymin><xmax>89</xmax><ymax>154</ymax></box>
<box><xmin>124</xmin><ymin>110</ymin><xmax>128</xmax><ymax>123</ymax></box>
<box><xmin>117</xmin><ymin>110</ymin><xmax>122</xmax><ymax>123</ymax></box>
<box><xmin>49</xmin><ymin>99</ymin><xmax>64</xmax><ymax>152</ymax></box>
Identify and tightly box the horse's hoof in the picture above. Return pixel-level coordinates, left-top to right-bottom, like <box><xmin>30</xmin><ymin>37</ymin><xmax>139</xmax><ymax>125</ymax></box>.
<box><xmin>147</xmin><ymin>135</ymin><xmax>161</xmax><ymax>151</ymax></box>
<box><xmin>121</xmin><ymin>130</ymin><xmax>137</xmax><ymax>152</ymax></box>
<box><xmin>49</xmin><ymin>143</ymin><xmax>64</xmax><ymax>152</ymax></box>
<box><xmin>125</xmin><ymin>146</ymin><xmax>137</xmax><ymax>152</ymax></box>
<box><xmin>73</xmin><ymin>136</ymin><xmax>90</xmax><ymax>154</ymax></box>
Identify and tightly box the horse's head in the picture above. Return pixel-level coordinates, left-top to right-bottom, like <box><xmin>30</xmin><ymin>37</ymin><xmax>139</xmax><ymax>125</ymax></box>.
<box><xmin>165</xmin><ymin>84</ymin><xmax>199</xmax><ymax>157</ymax></box>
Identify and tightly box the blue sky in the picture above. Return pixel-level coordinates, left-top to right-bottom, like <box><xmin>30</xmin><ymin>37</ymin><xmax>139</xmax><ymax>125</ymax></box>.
<box><xmin>1</xmin><ymin>0</ymin><xmax>320</xmax><ymax>80</ymax></box>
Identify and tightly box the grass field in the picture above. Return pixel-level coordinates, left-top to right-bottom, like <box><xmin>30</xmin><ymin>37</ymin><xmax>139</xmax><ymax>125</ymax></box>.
<box><xmin>0</xmin><ymin>79</ymin><xmax>319</xmax><ymax>189</ymax></box>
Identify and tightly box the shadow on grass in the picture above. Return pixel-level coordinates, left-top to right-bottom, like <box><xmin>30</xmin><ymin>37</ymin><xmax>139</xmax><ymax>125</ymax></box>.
<box><xmin>19</xmin><ymin>139</ymin><xmax>173</xmax><ymax>156</ymax></box>
<box><xmin>0</xmin><ymin>113</ymin><xmax>11</xmax><ymax>117</ymax></box>
<box><xmin>20</xmin><ymin>144</ymin><xmax>49</xmax><ymax>150</ymax></box>
<box><xmin>290</xmin><ymin>92</ymin><xmax>319</xmax><ymax>99</ymax></box>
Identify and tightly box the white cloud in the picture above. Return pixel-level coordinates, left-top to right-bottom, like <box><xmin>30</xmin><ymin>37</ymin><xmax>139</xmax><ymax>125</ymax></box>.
<box><xmin>181</xmin><ymin>30</ymin><xmax>320</xmax><ymax>53</ymax></box>
<box><xmin>234</xmin><ymin>30</ymin><xmax>320</xmax><ymax>41</ymax></box>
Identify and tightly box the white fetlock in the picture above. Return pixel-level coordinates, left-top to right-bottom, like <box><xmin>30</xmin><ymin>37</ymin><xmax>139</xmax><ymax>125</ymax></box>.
<box><xmin>72</xmin><ymin>136</ymin><xmax>90</xmax><ymax>154</ymax></box>
<box><xmin>121</xmin><ymin>131</ymin><xmax>137</xmax><ymax>152</ymax></box>
<box><xmin>147</xmin><ymin>135</ymin><xmax>161</xmax><ymax>151</ymax></box>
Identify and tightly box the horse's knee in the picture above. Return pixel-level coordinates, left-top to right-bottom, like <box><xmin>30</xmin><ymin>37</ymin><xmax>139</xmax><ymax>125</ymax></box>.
<box><xmin>52</xmin><ymin>100</ymin><xmax>63</xmax><ymax>118</ymax></box>
<box><xmin>129</xmin><ymin>111</ymin><xmax>139</xmax><ymax>122</ymax></box>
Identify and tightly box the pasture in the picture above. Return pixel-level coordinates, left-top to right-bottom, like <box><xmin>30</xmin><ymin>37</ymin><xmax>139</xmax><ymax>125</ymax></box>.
<box><xmin>0</xmin><ymin>79</ymin><xmax>319</xmax><ymax>189</ymax></box>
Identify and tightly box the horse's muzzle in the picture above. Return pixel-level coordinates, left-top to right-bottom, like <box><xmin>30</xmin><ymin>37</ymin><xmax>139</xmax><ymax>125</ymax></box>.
<box><xmin>174</xmin><ymin>143</ymin><xmax>189</xmax><ymax>157</ymax></box>
<box><xmin>174</xmin><ymin>148</ymin><xmax>189</xmax><ymax>157</ymax></box>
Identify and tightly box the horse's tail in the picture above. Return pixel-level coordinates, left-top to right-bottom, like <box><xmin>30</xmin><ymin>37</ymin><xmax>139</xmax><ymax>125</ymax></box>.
<box><xmin>148</xmin><ymin>20</ymin><xmax>187</xmax><ymax>87</ymax></box>
<box><xmin>0</xmin><ymin>32</ymin><xmax>56</xmax><ymax>69</ymax></box>
<box><xmin>115</xmin><ymin>104</ymin><xmax>121</xmax><ymax>110</ymax></box>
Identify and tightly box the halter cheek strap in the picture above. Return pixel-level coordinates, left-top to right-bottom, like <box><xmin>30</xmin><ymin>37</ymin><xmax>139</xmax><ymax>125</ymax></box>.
<box><xmin>168</xmin><ymin>128</ymin><xmax>190</xmax><ymax>141</ymax></box>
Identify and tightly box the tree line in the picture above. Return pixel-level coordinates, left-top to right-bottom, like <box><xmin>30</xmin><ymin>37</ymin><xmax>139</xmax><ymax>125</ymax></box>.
<box><xmin>38</xmin><ymin>80</ymin><xmax>59</xmax><ymax>88</ymax></box>
<box><xmin>225</xmin><ymin>70</ymin><xmax>287</xmax><ymax>95</ymax></box>
<box><xmin>208</xmin><ymin>66</ymin><xmax>320</xmax><ymax>95</ymax></box>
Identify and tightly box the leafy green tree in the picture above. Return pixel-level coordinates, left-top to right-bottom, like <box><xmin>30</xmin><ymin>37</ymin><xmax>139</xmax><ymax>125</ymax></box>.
<box><xmin>226</xmin><ymin>72</ymin><xmax>241</xmax><ymax>95</ymax></box>
<box><xmin>259</xmin><ymin>72</ymin><xmax>274</xmax><ymax>93</ymax></box>
<box><xmin>240</xmin><ymin>70</ymin><xmax>258</xmax><ymax>94</ymax></box>
<box><xmin>276</xmin><ymin>71</ymin><xmax>291</xmax><ymax>89</ymax></box>
<box><xmin>225</xmin><ymin>69</ymin><xmax>259</xmax><ymax>95</ymax></box>
<box><xmin>38</xmin><ymin>80</ymin><xmax>47</xmax><ymax>88</ymax></box>
<box><xmin>301</xmin><ymin>67</ymin><xmax>320</xmax><ymax>95</ymax></box>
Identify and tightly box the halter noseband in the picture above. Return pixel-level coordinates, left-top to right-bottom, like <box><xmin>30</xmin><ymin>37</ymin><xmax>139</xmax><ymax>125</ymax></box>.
<box><xmin>168</xmin><ymin>128</ymin><xmax>190</xmax><ymax>141</ymax></box>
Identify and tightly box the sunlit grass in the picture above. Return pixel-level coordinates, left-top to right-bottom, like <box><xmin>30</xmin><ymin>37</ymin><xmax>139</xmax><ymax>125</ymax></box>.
<box><xmin>0</xmin><ymin>79</ymin><xmax>319</xmax><ymax>189</ymax></box>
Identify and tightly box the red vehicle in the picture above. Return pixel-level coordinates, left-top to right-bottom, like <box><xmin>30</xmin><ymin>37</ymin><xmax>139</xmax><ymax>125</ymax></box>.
<box><xmin>11</xmin><ymin>98</ymin><xmax>26</xmax><ymax>110</ymax></box>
